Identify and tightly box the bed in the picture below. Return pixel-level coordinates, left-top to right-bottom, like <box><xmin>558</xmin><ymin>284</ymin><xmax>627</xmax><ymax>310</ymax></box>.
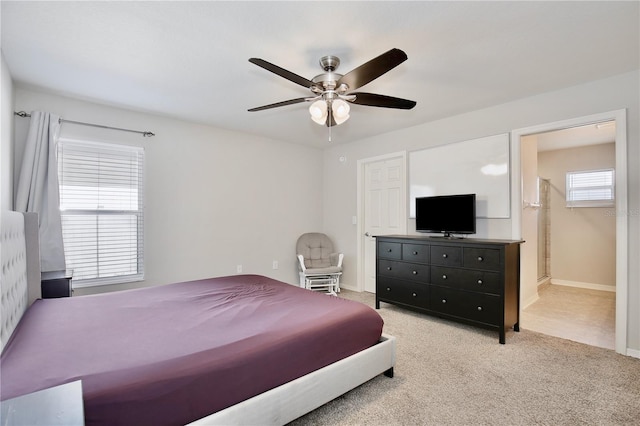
<box><xmin>0</xmin><ymin>211</ymin><xmax>396</xmax><ymax>425</ymax></box>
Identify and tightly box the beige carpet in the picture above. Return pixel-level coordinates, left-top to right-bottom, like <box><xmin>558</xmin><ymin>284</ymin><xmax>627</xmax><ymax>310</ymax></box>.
<box><xmin>290</xmin><ymin>290</ymin><xmax>640</xmax><ymax>425</ymax></box>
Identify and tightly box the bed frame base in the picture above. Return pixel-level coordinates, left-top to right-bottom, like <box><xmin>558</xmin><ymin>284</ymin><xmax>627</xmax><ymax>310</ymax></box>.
<box><xmin>188</xmin><ymin>333</ymin><xmax>396</xmax><ymax>425</ymax></box>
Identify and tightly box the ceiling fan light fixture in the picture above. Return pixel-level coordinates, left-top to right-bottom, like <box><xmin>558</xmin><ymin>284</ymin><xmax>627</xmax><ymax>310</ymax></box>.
<box><xmin>309</xmin><ymin>100</ymin><xmax>328</xmax><ymax>125</ymax></box>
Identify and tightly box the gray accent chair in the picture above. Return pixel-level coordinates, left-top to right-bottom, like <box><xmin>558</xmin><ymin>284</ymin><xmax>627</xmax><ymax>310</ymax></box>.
<box><xmin>296</xmin><ymin>233</ymin><xmax>343</xmax><ymax>295</ymax></box>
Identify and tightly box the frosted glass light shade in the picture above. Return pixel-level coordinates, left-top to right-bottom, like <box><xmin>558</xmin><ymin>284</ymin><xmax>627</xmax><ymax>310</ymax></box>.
<box><xmin>309</xmin><ymin>100</ymin><xmax>328</xmax><ymax>125</ymax></box>
<box><xmin>332</xmin><ymin>99</ymin><xmax>350</xmax><ymax>118</ymax></box>
<box><xmin>332</xmin><ymin>99</ymin><xmax>350</xmax><ymax>125</ymax></box>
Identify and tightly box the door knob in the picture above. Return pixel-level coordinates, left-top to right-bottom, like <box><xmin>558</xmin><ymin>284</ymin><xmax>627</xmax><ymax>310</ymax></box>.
<box><xmin>365</xmin><ymin>232</ymin><xmax>371</xmax><ymax>237</ymax></box>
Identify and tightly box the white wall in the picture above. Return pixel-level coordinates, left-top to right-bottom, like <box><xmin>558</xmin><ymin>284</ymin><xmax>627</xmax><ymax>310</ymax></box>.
<box><xmin>1</xmin><ymin>52</ymin><xmax>14</xmax><ymax>210</ymax></box>
<box><xmin>323</xmin><ymin>71</ymin><xmax>639</xmax><ymax>352</ymax></box>
<box><xmin>13</xmin><ymin>87</ymin><xmax>324</xmax><ymax>294</ymax></box>
<box><xmin>520</xmin><ymin>135</ymin><xmax>540</xmax><ymax>308</ymax></box>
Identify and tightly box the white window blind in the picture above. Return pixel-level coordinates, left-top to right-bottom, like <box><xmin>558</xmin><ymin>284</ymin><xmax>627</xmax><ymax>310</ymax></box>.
<box><xmin>566</xmin><ymin>168</ymin><xmax>615</xmax><ymax>208</ymax></box>
<box><xmin>57</xmin><ymin>140</ymin><xmax>144</xmax><ymax>287</ymax></box>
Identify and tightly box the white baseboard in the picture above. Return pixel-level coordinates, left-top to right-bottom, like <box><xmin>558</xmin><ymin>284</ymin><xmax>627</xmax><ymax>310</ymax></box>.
<box><xmin>626</xmin><ymin>348</ymin><xmax>640</xmax><ymax>359</ymax></box>
<box><xmin>551</xmin><ymin>279</ymin><xmax>616</xmax><ymax>293</ymax></box>
<box><xmin>340</xmin><ymin>284</ymin><xmax>357</xmax><ymax>292</ymax></box>
<box><xmin>521</xmin><ymin>293</ymin><xmax>539</xmax><ymax>310</ymax></box>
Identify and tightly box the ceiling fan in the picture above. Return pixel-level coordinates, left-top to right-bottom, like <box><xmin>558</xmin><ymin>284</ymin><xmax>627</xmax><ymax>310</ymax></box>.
<box><xmin>248</xmin><ymin>48</ymin><xmax>416</xmax><ymax>128</ymax></box>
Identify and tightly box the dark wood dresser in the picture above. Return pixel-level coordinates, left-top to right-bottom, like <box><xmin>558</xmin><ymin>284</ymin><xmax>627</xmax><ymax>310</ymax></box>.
<box><xmin>376</xmin><ymin>235</ymin><xmax>523</xmax><ymax>343</ymax></box>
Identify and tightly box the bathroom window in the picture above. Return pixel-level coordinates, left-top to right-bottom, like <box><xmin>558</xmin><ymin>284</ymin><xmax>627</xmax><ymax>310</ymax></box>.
<box><xmin>565</xmin><ymin>168</ymin><xmax>614</xmax><ymax>208</ymax></box>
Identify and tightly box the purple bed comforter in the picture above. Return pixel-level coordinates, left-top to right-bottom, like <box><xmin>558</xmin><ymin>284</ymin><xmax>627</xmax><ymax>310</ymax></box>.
<box><xmin>0</xmin><ymin>274</ymin><xmax>383</xmax><ymax>425</ymax></box>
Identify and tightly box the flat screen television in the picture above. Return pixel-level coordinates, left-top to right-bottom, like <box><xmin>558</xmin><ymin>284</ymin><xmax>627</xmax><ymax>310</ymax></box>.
<box><xmin>415</xmin><ymin>193</ymin><xmax>476</xmax><ymax>238</ymax></box>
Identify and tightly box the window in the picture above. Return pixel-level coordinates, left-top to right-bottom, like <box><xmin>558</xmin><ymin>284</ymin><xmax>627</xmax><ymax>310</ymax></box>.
<box><xmin>565</xmin><ymin>168</ymin><xmax>615</xmax><ymax>208</ymax></box>
<box><xmin>57</xmin><ymin>140</ymin><xmax>144</xmax><ymax>287</ymax></box>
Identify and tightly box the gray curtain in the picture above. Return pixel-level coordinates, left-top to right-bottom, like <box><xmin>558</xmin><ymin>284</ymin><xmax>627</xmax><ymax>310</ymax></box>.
<box><xmin>15</xmin><ymin>111</ymin><xmax>66</xmax><ymax>272</ymax></box>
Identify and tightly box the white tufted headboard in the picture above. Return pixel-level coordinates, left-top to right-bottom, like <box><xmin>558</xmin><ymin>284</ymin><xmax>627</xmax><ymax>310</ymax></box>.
<box><xmin>1</xmin><ymin>211</ymin><xmax>41</xmax><ymax>352</ymax></box>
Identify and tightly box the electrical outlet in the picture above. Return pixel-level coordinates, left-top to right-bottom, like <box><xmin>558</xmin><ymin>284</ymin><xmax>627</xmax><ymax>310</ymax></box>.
<box><xmin>272</xmin><ymin>261</ymin><xmax>278</xmax><ymax>270</ymax></box>
<box><xmin>236</xmin><ymin>265</ymin><xmax>243</xmax><ymax>273</ymax></box>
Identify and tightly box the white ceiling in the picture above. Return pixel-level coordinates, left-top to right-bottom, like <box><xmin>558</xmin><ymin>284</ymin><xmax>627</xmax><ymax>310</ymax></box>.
<box><xmin>2</xmin><ymin>1</ymin><xmax>638</xmax><ymax>148</ymax></box>
<box><xmin>536</xmin><ymin>121</ymin><xmax>616</xmax><ymax>152</ymax></box>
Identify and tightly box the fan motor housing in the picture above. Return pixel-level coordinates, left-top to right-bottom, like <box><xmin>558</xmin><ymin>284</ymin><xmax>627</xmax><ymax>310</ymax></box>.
<box><xmin>312</xmin><ymin>72</ymin><xmax>343</xmax><ymax>90</ymax></box>
<box><xmin>311</xmin><ymin>55</ymin><xmax>347</xmax><ymax>92</ymax></box>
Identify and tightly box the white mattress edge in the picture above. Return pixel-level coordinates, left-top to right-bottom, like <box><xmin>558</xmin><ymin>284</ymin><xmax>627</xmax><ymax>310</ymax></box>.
<box><xmin>188</xmin><ymin>333</ymin><xmax>396</xmax><ymax>425</ymax></box>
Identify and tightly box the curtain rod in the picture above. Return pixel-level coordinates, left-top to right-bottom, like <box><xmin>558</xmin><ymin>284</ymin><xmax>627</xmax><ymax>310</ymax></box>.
<box><xmin>14</xmin><ymin>111</ymin><xmax>155</xmax><ymax>137</ymax></box>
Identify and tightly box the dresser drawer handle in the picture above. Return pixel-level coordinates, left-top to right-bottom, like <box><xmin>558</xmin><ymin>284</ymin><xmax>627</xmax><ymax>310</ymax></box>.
<box><xmin>477</xmin><ymin>306</ymin><xmax>483</xmax><ymax>311</ymax></box>
<box><xmin>441</xmin><ymin>299</ymin><xmax>447</xmax><ymax>304</ymax></box>
<box><xmin>442</xmin><ymin>274</ymin><xmax>447</xmax><ymax>280</ymax></box>
<box><xmin>387</xmin><ymin>248</ymin><xmax>393</xmax><ymax>253</ymax></box>
<box><xmin>477</xmin><ymin>256</ymin><xmax>484</xmax><ymax>262</ymax></box>
<box><xmin>412</xmin><ymin>270</ymin><xmax>418</xmax><ymax>275</ymax></box>
<box><xmin>387</xmin><ymin>266</ymin><xmax>392</xmax><ymax>271</ymax></box>
<box><xmin>413</xmin><ymin>251</ymin><xmax>418</xmax><ymax>255</ymax></box>
<box><xmin>412</xmin><ymin>293</ymin><xmax>417</xmax><ymax>297</ymax></box>
<box><xmin>442</xmin><ymin>253</ymin><xmax>448</xmax><ymax>258</ymax></box>
<box><xmin>386</xmin><ymin>287</ymin><xmax>391</xmax><ymax>291</ymax></box>
<box><xmin>477</xmin><ymin>279</ymin><xmax>483</xmax><ymax>285</ymax></box>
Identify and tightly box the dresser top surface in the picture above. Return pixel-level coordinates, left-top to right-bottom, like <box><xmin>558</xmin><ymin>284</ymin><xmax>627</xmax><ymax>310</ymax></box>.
<box><xmin>375</xmin><ymin>235</ymin><xmax>524</xmax><ymax>246</ymax></box>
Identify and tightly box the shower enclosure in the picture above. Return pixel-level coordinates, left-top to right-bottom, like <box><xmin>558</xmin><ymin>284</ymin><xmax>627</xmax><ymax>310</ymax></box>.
<box><xmin>537</xmin><ymin>177</ymin><xmax>551</xmax><ymax>281</ymax></box>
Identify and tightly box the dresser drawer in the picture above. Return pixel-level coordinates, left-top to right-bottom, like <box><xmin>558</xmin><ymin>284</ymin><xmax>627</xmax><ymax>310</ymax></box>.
<box><xmin>430</xmin><ymin>266</ymin><xmax>465</xmax><ymax>287</ymax></box>
<box><xmin>378</xmin><ymin>241</ymin><xmax>402</xmax><ymax>260</ymax></box>
<box><xmin>377</xmin><ymin>278</ymin><xmax>429</xmax><ymax>309</ymax></box>
<box><xmin>463</xmin><ymin>248</ymin><xmax>501</xmax><ymax>271</ymax></box>
<box><xmin>430</xmin><ymin>245</ymin><xmax>462</xmax><ymax>266</ymax></box>
<box><xmin>402</xmin><ymin>243</ymin><xmax>430</xmax><ymax>263</ymax></box>
<box><xmin>378</xmin><ymin>260</ymin><xmax>430</xmax><ymax>282</ymax></box>
<box><xmin>430</xmin><ymin>286</ymin><xmax>500</xmax><ymax>326</ymax></box>
<box><xmin>431</xmin><ymin>266</ymin><xmax>501</xmax><ymax>294</ymax></box>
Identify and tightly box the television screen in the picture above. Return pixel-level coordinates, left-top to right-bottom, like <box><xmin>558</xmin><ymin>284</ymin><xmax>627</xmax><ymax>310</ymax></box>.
<box><xmin>415</xmin><ymin>194</ymin><xmax>476</xmax><ymax>237</ymax></box>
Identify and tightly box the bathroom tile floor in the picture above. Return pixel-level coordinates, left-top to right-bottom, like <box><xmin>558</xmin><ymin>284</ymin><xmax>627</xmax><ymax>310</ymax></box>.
<box><xmin>521</xmin><ymin>284</ymin><xmax>615</xmax><ymax>350</ymax></box>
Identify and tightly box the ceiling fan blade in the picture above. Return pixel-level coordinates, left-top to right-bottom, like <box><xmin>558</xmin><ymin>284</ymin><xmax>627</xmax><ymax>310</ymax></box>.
<box><xmin>350</xmin><ymin>92</ymin><xmax>416</xmax><ymax>109</ymax></box>
<box><xmin>248</xmin><ymin>97</ymin><xmax>308</xmax><ymax>112</ymax></box>
<box><xmin>337</xmin><ymin>48</ymin><xmax>408</xmax><ymax>91</ymax></box>
<box><xmin>249</xmin><ymin>58</ymin><xmax>314</xmax><ymax>89</ymax></box>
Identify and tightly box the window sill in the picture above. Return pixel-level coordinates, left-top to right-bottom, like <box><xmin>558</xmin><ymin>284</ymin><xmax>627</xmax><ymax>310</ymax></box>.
<box><xmin>566</xmin><ymin>201</ymin><xmax>615</xmax><ymax>208</ymax></box>
<box><xmin>72</xmin><ymin>274</ymin><xmax>144</xmax><ymax>289</ymax></box>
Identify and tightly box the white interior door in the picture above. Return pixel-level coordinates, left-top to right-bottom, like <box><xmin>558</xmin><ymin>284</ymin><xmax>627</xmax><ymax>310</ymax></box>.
<box><xmin>363</xmin><ymin>156</ymin><xmax>406</xmax><ymax>293</ymax></box>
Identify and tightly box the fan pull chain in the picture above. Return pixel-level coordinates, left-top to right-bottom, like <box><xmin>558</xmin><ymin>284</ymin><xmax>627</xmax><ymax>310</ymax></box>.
<box><xmin>329</xmin><ymin>122</ymin><xmax>332</xmax><ymax>142</ymax></box>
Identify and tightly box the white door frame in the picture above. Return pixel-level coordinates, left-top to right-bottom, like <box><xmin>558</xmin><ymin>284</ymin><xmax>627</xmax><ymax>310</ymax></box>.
<box><xmin>510</xmin><ymin>109</ymin><xmax>628</xmax><ymax>355</ymax></box>
<box><xmin>356</xmin><ymin>151</ymin><xmax>408</xmax><ymax>292</ymax></box>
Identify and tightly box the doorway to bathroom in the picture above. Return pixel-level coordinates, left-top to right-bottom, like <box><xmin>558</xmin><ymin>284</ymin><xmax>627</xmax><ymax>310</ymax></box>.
<box><xmin>512</xmin><ymin>109</ymin><xmax>628</xmax><ymax>355</ymax></box>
